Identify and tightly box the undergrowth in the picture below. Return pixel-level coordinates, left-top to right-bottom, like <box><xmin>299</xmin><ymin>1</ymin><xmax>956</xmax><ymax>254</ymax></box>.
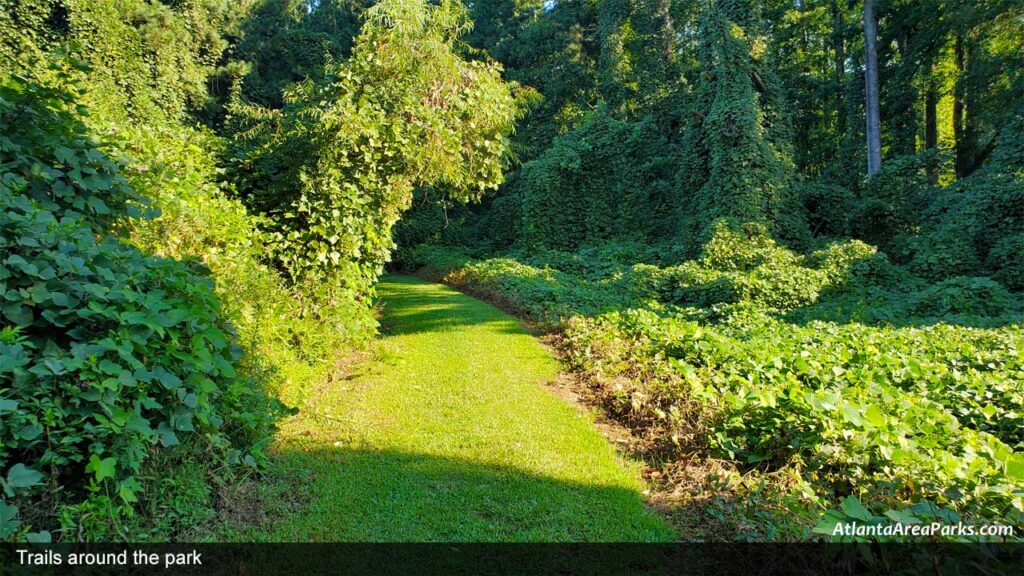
<box><xmin>403</xmin><ymin>219</ymin><xmax>1024</xmax><ymax>541</ymax></box>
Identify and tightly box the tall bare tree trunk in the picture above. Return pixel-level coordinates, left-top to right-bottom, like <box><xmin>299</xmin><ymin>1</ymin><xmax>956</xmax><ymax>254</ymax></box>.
<box><xmin>832</xmin><ymin>1</ymin><xmax>846</xmax><ymax>136</ymax></box>
<box><xmin>925</xmin><ymin>74</ymin><xmax>938</xmax><ymax>183</ymax></box>
<box><xmin>864</xmin><ymin>0</ymin><xmax>882</xmax><ymax>176</ymax></box>
<box><xmin>657</xmin><ymin>0</ymin><xmax>675</xmax><ymax>66</ymax></box>
<box><xmin>953</xmin><ymin>34</ymin><xmax>967</xmax><ymax>178</ymax></box>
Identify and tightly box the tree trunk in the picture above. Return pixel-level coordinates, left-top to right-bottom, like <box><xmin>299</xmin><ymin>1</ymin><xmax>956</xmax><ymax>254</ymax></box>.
<box><xmin>657</xmin><ymin>0</ymin><xmax>675</xmax><ymax>66</ymax></box>
<box><xmin>864</xmin><ymin>0</ymin><xmax>882</xmax><ymax>176</ymax></box>
<box><xmin>953</xmin><ymin>33</ymin><xmax>967</xmax><ymax>178</ymax></box>
<box><xmin>832</xmin><ymin>0</ymin><xmax>846</xmax><ymax>136</ymax></box>
<box><xmin>894</xmin><ymin>31</ymin><xmax>917</xmax><ymax>155</ymax></box>
<box><xmin>925</xmin><ymin>75</ymin><xmax>938</xmax><ymax>183</ymax></box>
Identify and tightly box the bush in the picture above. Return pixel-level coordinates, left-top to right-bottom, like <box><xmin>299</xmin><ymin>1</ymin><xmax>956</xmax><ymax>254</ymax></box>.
<box><xmin>518</xmin><ymin>109</ymin><xmax>677</xmax><ymax>250</ymax></box>
<box><xmin>225</xmin><ymin>0</ymin><xmax>521</xmax><ymax>338</ymax></box>
<box><xmin>0</xmin><ymin>69</ymin><xmax>144</xmax><ymax>229</ymax></box>
<box><xmin>988</xmin><ymin>233</ymin><xmax>1024</xmax><ymax>291</ymax></box>
<box><xmin>565</xmin><ymin>307</ymin><xmax>1024</xmax><ymax>527</ymax></box>
<box><xmin>908</xmin><ymin>277</ymin><xmax>1020</xmax><ymax>319</ymax></box>
<box><xmin>0</xmin><ymin>196</ymin><xmax>278</xmax><ymax>540</ymax></box>
<box><xmin>902</xmin><ymin>119</ymin><xmax>1024</xmax><ymax>285</ymax></box>
<box><xmin>808</xmin><ymin>239</ymin><xmax>901</xmax><ymax>288</ymax></box>
<box><xmin>0</xmin><ymin>74</ymin><xmax>278</xmax><ymax>541</ymax></box>
<box><xmin>113</xmin><ymin>121</ymin><xmax>344</xmax><ymax>406</ymax></box>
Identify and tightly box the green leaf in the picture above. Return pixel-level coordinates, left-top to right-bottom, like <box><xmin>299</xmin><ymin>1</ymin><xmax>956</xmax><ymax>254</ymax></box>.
<box><xmin>864</xmin><ymin>404</ymin><xmax>886</xmax><ymax>427</ymax></box>
<box><xmin>157</xmin><ymin>422</ymin><xmax>180</xmax><ymax>447</ymax></box>
<box><xmin>86</xmin><ymin>455</ymin><xmax>116</xmax><ymax>483</ymax></box>
<box><xmin>99</xmin><ymin>359</ymin><xmax>121</xmax><ymax>375</ymax></box>
<box><xmin>2</xmin><ymin>304</ymin><xmax>32</xmax><ymax>325</ymax></box>
<box><xmin>43</xmin><ymin>358</ymin><xmax>65</xmax><ymax>374</ymax></box>
<box><xmin>0</xmin><ymin>502</ymin><xmax>20</xmax><ymax>539</ymax></box>
<box><xmin>6</xmin><ymin>464</ymin><xmax>43</xmax><ymax>489</ymax></box>
<box><xmin>812</xmin><ymin>510</ymin><xmax>846</xmax><ymax>535</ymax></box>
<box><xmin>1006</xmin><ymin>455</ymin><xmax>1024</xmax><ymax>481</ymax></box>
<box><xmin>884</xmin><ymin>508</ymin><xmax>920</xmax><ymax>525</ymax></box>
<box><xmin>157</xmin><ymin>370</ymin><xmax>182</xmax><ymax>390</ymax></box>
<box><xmin>25</xmin><ymin>531</ymin><xmax>52</xmax><ymax>543</ymax></box>
<box><xmin>840</xmin><ymin>495</ymin><xmax>873</xmax><ymax>522</ymax></box>
<box><xmin>17</xmin><ymin>424</ymin><xmax>43</xmax><ymax>441</ymax></box>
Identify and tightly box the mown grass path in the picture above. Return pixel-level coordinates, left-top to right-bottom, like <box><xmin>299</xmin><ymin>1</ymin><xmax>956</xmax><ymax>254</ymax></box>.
<box><xmin>230</xmin><ymin>275</ymin><xmax>672</xmax><ymax>541</ymax></box>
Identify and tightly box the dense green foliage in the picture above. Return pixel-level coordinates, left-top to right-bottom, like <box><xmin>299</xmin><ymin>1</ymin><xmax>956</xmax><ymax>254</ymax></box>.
<box><xmin>566</xmin><ymin>307</ymin><xmax>1023</xmax><ymax>534</ymax></box>
<box><xmin>2</xmin><ymin>0</ymin><xmax>1021</xmax><ymax>544</ymax></box>
<box><xmin>225</xmin><ymin>0</ymin><xmax>521</xmax><ymax>337</ymax></box>
<box><xmin>2</xmin><ymin>0</ymin><xmax>520</xmax><ymax>541</ymax></box>
<box><xmin>403</xmin><ymin>229</ymin><xmax>1023</xmax><ymax>538</ymax></box>
<box><xmin>401</xmin><ymin>0</ymin><xmax>1022</xmax><ymax>275</ymax></box>
<box><xmin>0</xmin><ymin>73</ymin><xmax>279</xmax><ymax>540</ymax></box>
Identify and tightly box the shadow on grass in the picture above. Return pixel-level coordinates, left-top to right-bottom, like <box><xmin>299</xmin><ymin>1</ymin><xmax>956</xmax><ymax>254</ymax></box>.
<box><xmin>377</xmin><ymin>275</ymin><xmax>528</xmax><ymax>337</ymax></box>
<box><xmin>228</xmin><ymin>446</ymin><xmax>672</xmax><ymax>542</ymax></box>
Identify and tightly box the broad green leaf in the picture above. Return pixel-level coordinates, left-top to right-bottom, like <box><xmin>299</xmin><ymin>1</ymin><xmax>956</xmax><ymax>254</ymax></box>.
<box><xmin>86</xmin><ymin>455</ymin><xmax>116</xmax><ymax>483</ymax></box>
<box><xmin>0</xmin><ymin>502</ymin><xmax>20</xmax><ymax>538</ymax></box>
<box><xmin>6</xmin><ymin>464</ymin><xmax>43</xmax><ymax>489</ymax></box>
<box><xmin>840</xmin><ymin>495</ymin><xmax>873</xmax><ymax>522</ymax></box>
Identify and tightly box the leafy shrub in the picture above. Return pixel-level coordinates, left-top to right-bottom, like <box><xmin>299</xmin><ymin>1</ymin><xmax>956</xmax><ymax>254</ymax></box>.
<box><xmin>908</xmin><ymin>277</ymin><xmax>1020</xmax><ymax>319</ymax></box>
<box><xmin>404</xmin><ymin>245</ymin><xmax>636</xmax><ymax>320</ymax></box>
<box><xmin>226</xmin><ymin>0</ymin><xmax>521</xmax><ymax>338</ymax></box>
<box><xmin>644</xmin><ymin>222</ymin><xmax>892</xmax><ymax>311</ymax></box>
<box><xmin>0</xmin><ymin>197</ymin><xmax>278</xmax><ymax>540</ymax></box>
<box><xmin>113</xmin><ymin>121</ymin><xmax>344</xmax><ymax>406</ymax></box>
<box><xmin>988</xmin><ymin>233</ymin><xmax>1024</xmax><ymax>292</ymax></box>
<box><xmin>0</xmin><ymin>69</ymin><xmax>144</xmax><ymax>229</ymax></box>
<box><xmin>0</xmin><ymin>74</ymin><xmax>278</xmax><ymax>541</ymax></box>
<box><xmin>699</xmin><ymin>221</ymin><xmax>793</xmax><ymax>273</ymax></box>
<box><xmin>565</xmin><ymin>308</ymin><xmax>1024</xmax><ymax>527</ymax></box>
<box><xmin>0</xmin><ymin>0</ymin><xmax>241</xmax><ymax>128</ymax></box>
<box><xmin>798</xmin><ymin>182</ymin><xmax>856</xmax><ymax>239</ymax></box>
<box><xmin>900</xmin><ymin>118</ymin><xmax>1024</xmax><ymax>286</ymax></box>
<box><xmin>852</xmin><ymin>152</ymin><xmax>936</xmax><ymax>259</ymax></box>
<box><xmin>519</xmin><ymin>109</ymin><xmax>677</xmax><ymax>250</ymax></box>
<box><xmin>807</xmin><ymin>239</ymin><xmax>901</xmax><ymax>288</ymax></box>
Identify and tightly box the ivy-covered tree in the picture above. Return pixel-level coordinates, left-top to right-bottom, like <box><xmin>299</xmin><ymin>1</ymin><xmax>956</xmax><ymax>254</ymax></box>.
<box><xmin>226</xmin><ymin>0</ymin><xmax>522</xmax><ymax>334</ymax></box>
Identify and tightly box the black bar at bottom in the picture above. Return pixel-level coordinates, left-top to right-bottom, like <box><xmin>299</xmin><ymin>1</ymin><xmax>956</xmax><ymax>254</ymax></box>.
<box><xmin>1</xmin><ymin>543</ymin><xmax>1022</xmax><ymax>575</ymax></box>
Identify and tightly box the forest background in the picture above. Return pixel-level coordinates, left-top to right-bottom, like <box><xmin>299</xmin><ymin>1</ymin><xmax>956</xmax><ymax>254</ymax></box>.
<box><xmin>0</xmin><ymin>0</ymin><xmax>1021</xmax><ymax>542</ymax></box>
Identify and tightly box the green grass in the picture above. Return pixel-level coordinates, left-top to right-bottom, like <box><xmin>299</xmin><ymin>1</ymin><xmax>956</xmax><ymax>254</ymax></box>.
<box><xmin>221</xmin><ymin>275</ymin><xmax>673</xmax><ymax>541</ymax></box>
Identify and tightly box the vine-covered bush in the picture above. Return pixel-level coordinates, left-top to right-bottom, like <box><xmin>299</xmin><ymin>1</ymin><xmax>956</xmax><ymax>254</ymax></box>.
<box><xmin>850</xmin><ymin>114</ymin><xmax>1024</xmax><ymax>288</ymax></box>
<box><xmin>116</xmin><ymin>121</ymin><xmax>341</xmax><ymax>407</ymax></box>
<box><xmin>227</xmin><ymin>0</ymin><xmax>522</xmax><ymax>339</ymax></box>
<box><xmin>0</xmin><ymin>74</ymin><xmax>278</xmax><ymax>541</ymax></box>
<box><xmin>519</xmin><ymin>109</ymin><xmax>676</xmax><ymax>250</ymax></box>
<box><xmin>0</xmin><ymin>62</ymin><xmax>144</xmax><ymax>228</ymax></box>
<box><xmin>1</xmin><ymin>0</ymin><xmax>342</xmax><ymax>406</ymax></box>
<box><xmin>0</xmin><ymin>0</ymin><xmax>240</xmax><ymax>127</ymax></box>
<box><xmin>630</xmin><ymin>221</ymin><xmax>889</xmax><ymax>312</ymax></box>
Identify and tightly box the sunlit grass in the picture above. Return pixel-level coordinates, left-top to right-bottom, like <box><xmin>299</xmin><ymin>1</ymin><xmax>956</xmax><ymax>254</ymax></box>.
<box><xmin>220</xmin><ymin>275</ymin><xmax>673</xmax><ymax>541</ymax></box>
